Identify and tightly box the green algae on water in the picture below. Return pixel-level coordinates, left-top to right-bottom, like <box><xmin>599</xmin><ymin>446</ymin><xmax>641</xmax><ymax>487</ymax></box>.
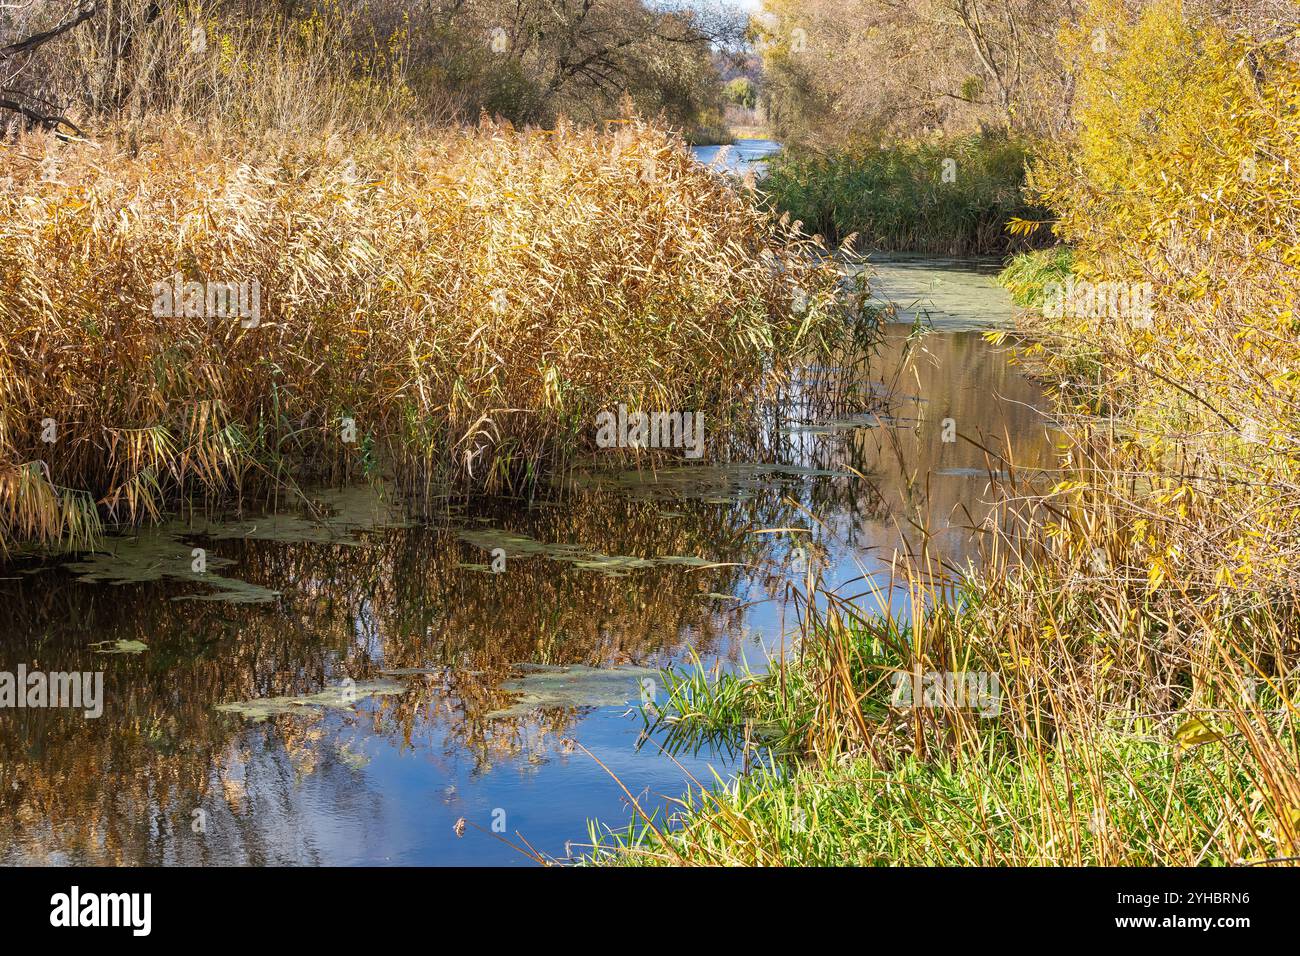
<box><xmin>62</xmin><ymin>528</ymin><xmax>281</xmax><ymax>604</ymax></box>
<box><xmin>216</xmin><ymin>679</ymin><xmax>408</xmax><ymax>722</ymax></box>
<box><xmin>62</xmin><ymin>486</ymin><xmax>420</xmax><ymax>604</ymax></box>
<box><xmin>565</xmin><ymin>462</ymin><xmax>853</xmax><ymax>503</ymax></box>
<box><xmin>91</xmin><ymin>639</ymin><xmax>148</xmax><ymax>654</ymax></box>
<box><xmin>488</xmin><ymin>664</ymin><xmax>658</xmax><ymax>719</ymax></box>
<box><xmin>458</xmin><ymin>528</ymin><xmax>715</xmax><ymax>578</ymax></box>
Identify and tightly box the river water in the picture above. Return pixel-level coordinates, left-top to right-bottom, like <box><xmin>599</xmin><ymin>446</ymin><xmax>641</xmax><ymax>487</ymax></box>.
<box><xmin>0</xmin><ymin>145</ymin><xmax>1054</xmax><ymax>866</ymax></box>
<box><xmin>690</xmin><ymin>138</ymin><xmax>782</xmax><ymax>176</ymax></box>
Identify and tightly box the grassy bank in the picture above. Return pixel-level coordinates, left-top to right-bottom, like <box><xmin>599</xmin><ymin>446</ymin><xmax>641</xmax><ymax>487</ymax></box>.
<box><xmin>590</xmin><ymin>555</ymin><xmax>1300</xmax><ymax>865</ymax></box>
<box><xmin>0</xmin><ymin>118</ymin><xmax>845</xmax><ymax>554</ymax></box>
<box><xmin>762</xmin><ymin>133</ymin><xmax>1048</xmax><ymax>255</ymax></box>
<box><xmin>590</xmin><ymin>1</ymin><xmax>1300</xmax><ymax>867</ymax></box>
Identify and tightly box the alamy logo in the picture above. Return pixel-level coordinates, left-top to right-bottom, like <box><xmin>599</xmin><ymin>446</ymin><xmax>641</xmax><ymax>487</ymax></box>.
<box><xmin>152</xmin><ymin>275</ymin><xmax>261</xmax><ymax>327</ymax></box>
<box><xmin>595</xmin><ymin>405</ymin><xmax>704</xmax><ymax>459</ymax></box>
<box><xmin>890</xmin><ymin>664</ymin><xmax>1001</xmax><ymax>717</ymax></box>
<box><xmin>50</xmin><ymin>886</ymin><xmax>151</xmax><ymax>936</ymax></box>
<box><xmin>1042</xmin><ymin>278</ymin><xmax>1153</xmax><ymax>323</ymax></box>
<box><xmin>0</xmin><ymin>666</ymin><xmax>102</xmax><ymax>718</ymax></box>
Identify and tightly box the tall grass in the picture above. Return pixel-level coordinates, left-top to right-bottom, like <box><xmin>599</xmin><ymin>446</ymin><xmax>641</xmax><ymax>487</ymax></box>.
<box><xmin>590</xmin><ymin>512</ymin><xmax>1300</xmax><ymax>866</ymax></box>
<box><xmin>762</xmin><ymin>133</ymin><xmax>1049</xmax><ymax>255</ymax></box>
<box><xmin>997</xmin><ymin>246</ymin><xmax>1073</xmax><ymax>309</ymax></box>
<box><xmin>0</xmin><ymin>116</ymin><xmax>847</xmax><ymax>554</ymax></box>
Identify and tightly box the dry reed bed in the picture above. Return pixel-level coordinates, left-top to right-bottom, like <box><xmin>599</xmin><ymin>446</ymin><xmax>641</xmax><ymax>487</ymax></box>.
<box><xmin>0</xmin><ymin>118</ymin><xmax>842</xmax><ymax>552</ymax></box>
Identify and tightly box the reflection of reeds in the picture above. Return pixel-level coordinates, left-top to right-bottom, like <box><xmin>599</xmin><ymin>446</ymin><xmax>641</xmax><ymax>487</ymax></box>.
<box><xmin>0</xmin><ymin>481</ymin><xmax>800</xmax><ymax>863</ymax></box>
<box><xmin>0</xmin><ymin>117</ymin><xmax>846</xmax><ymax>554</ymax></box>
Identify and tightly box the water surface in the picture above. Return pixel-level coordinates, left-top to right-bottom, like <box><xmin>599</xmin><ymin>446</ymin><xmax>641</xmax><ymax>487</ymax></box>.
<box><xmin>690</xmin><ymin>139</ymin><xmax>781</xmax><ymax>176</ymax></box>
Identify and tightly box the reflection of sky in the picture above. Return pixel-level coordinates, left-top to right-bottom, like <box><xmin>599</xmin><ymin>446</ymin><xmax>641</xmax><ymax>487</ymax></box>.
<box><xmin>690</xmin><ymin>140</ymin><xmax>781</xmax><ymax>176</ymax></box>
<box><xmin>241</xmin><ymin>703</ymin><xmax>735</xmax><ymax>866</ymax></box>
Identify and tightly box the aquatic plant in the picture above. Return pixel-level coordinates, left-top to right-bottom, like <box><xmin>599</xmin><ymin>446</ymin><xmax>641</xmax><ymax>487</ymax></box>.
<box><xmin>762</xmin><ymin>133</ymin><xmax>1048</xmax><ymax>255</ymax></box>
<box><xmin>0</xmin><ymin>117</ymin><xmax>849</xmax><ymax>553</ymax></box>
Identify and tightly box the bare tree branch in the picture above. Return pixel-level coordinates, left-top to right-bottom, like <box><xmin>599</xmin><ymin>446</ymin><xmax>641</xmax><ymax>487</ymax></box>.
<box><xmin>0</xmin><ymin>92</ymin><xmax>83</xmax><ymax>135</ymax></box>
<box><xmin>0</xmin><ymin>0</ymin><xmax>100</xmax><ymax>60</ymax></box>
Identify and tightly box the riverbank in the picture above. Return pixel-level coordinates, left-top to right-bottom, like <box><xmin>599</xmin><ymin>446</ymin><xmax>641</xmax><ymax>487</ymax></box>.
<box><xmin>589</xmin><ymin>2</ymin><xmax>1300</xmax><ymax>867</ymax></box>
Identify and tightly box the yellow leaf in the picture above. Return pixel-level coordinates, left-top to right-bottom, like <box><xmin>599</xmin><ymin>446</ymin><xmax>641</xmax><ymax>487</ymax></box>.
<box><xmin>1173</xmin><ymin>717</ymin><xmax>1224</xmax><ymax>750</ymax></box>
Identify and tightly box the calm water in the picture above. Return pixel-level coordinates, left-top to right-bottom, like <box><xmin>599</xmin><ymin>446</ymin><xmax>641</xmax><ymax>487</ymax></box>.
<box><xmin>0</xmin><ymin>151</ymin><xmax>1053</xmax><ymax>866</ymax></box>
<box><xmin>690</xmin><ymin>139</ymin><xmax>782</xmax><ymax>176</ymax></box>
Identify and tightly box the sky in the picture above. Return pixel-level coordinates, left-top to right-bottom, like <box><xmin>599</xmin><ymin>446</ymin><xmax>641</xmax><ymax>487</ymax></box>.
<box><xmin>680</xmin><ymin>0</ymin><xmax>765</xmax><ymax>11</ymax></box>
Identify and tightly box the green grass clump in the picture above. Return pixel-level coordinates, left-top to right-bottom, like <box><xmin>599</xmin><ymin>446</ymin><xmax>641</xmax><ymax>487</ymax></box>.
<box><xmin>997</xmin><ymin>246</ymin><xmax>1073</xmax><ymax>308</ymax></box>
<box><xmin>762</xmin><ymin>134</ymin><xmax>1049</xmax><ymax>255</ymax></box>
<box><xmin>591</xmin><ymin>736</ymin><xmax>1262</xmax><ymax>866</ymax></box>
<box><xmin>589</xmin><ymin>564</ymin><xmax>1300</xmax><ymax>866</ymax></box>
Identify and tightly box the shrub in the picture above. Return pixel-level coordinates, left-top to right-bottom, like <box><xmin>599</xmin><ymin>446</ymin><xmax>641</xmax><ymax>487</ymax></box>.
<box><xmin>1026</xmin><ymin>0</ymin><xmax>1300</xmax><ymax>590</ymax></box>
<box><xmin>763</xmin><ymin>134</ymin><xmax>1049</xmax><ymax>254</ymax></box>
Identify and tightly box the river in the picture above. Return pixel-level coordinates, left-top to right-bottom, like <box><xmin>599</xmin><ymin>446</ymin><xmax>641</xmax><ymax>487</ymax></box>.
<box><xmin>0</xmin><ymin>144</ymin><xmax>1054</xmax><ymax>866</ymax></box>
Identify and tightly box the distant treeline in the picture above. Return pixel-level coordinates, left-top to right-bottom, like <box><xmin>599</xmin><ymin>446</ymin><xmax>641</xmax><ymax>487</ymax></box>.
<box><xmin>0</xmin><ymin>0</ymin><xmax>747</xmax><ymax>137</ymax></box>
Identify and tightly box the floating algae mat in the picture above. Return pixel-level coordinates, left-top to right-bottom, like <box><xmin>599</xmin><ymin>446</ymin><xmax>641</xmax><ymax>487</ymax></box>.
<box><xmin>216</xmin><ymin>680</ymin><xmax>409</xmax><ymax>722</ymax></box>
<box><xmin>781</xmin><ymin>412</ymin><xmax>894</xmax><ymax>435</ymax></box>
<box><xmin>197</xmin><ymin>485</ymin><xmax>417</xmax><ymax>545</ymax></box>
<box><xmin>90</xmin><ymin>639</ymin><xmax>148</xmax><ymax>655</ymax></box>
<box><xmin>853</xmin><ymin>256</ymin><xmax>1017</xmax><ymax>331</ymax></box>
<box><xmin>488</xmin><ymin>664</ymin><xmax>658</xmax><ymax>719</ymax></box>
<box><xmin>62</xmin><ymin>486</ymin><xmax>416</xmax><ymax>604</ymax></box>
<box><xmin>458</xmin><ymin>528</ymin><xmax>717</xmax><ymax>577</ymax></box>
<box><xmin>63</xmin><ymin>527</ymin><xmax>280</xmax><ymax>604</ymax></box>
<box><xmin>935</xmin><ymin>467</ymin><xmax>1012</xmax><ymax>479</ymax></box>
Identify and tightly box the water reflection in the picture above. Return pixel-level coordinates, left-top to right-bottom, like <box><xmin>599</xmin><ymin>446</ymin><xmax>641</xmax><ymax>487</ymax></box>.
<box><xmin>690</xmin><ymin>139</ymin><xmax>781</xmax><ymax>177</ymax></box>
<box><xmin>0</xmin><ymin>262</ymin><xmax>1056</xmax><ymax>866</ymax></box>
